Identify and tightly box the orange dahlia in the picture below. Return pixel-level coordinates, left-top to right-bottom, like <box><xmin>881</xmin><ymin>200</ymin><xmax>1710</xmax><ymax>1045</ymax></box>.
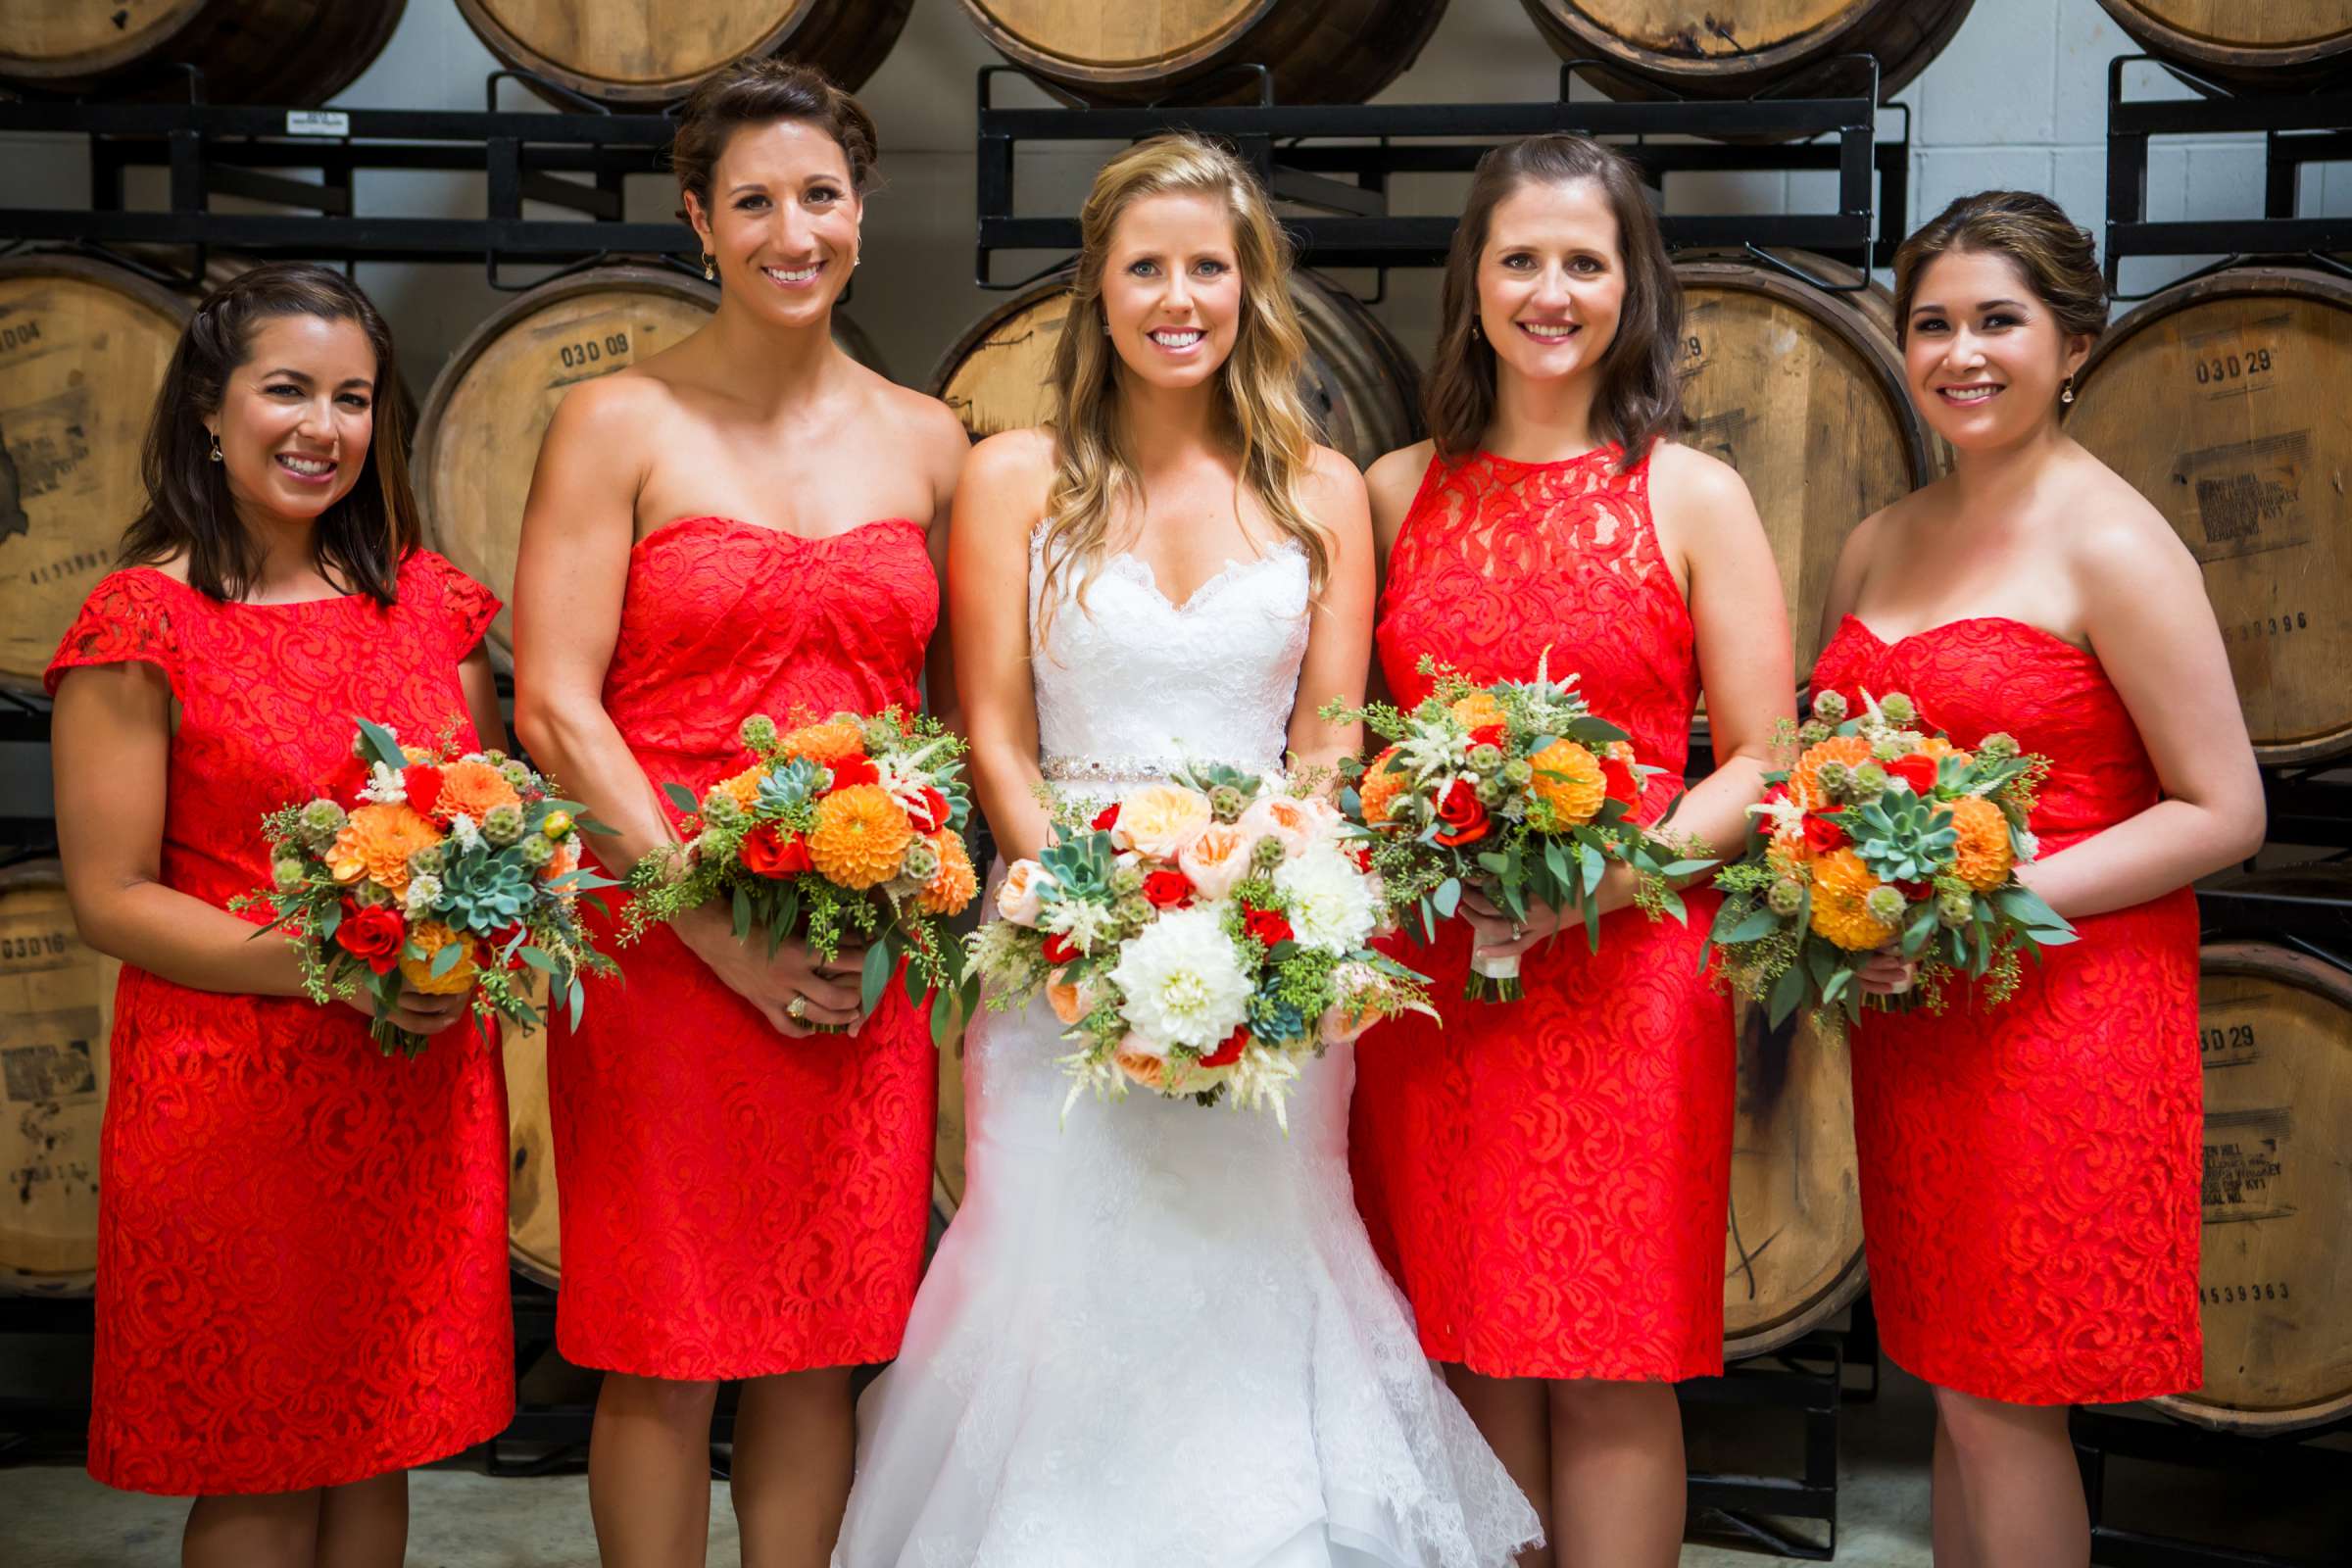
<box><xmin>437</xmin><ymin>760</ymin><xmax>522</xmax><ymax>823</ymax></box>
<box><xmin>713</xmin><ymin>763</ymin><xmax>767</xmax><ymax>812</ymax></box>
<box><xmin>399</xmin><ymin>920</ymin><xmax>480</xmax><ymax>995</ymax></box>
<box><xmin>1788</xmin><ymin>735</ymin><xmax>1874</xmax><ymax>811</ymax></box>
<box><xmin>1527</xmin><ymin>739</ymin><xmax>1606</xmax><ymax>826</ymax></box>
<box><xmin>918</xmin><ymin>829</ymin><xmax>978</xmax><ymax>915</ymax></box>
<box><xmin>808</xmin><ymin>783</ymin><xmax>913</xmax><ymax>890</ymax></box>
<box><xmin>1947</xmin><ymin>795</ymin><xmax>2014</xmax><ymax>892</ymax></box>
<box><xmin>778</xmin><ymin>719</ymin><xmax>867</xmax><ymax>767</ymax></box>
<box><xmin>326</xmin><ymin>803</ymin><xmax>441</xmax><ymax>891</ymax></box>
<box><xmin>1356</xmin><ymin>747</ymin><xmax>1410</xmax><ymax>828</ymax></box>
<box><xmin>1448</xmin><ymin>691</ymin><xmax>1507</xmax><ymax>729</ymax></box>
<box><xmin>1808</xmin><ymin>849</ymin><xmax>1896</xmax><ymax>951</ymax></box>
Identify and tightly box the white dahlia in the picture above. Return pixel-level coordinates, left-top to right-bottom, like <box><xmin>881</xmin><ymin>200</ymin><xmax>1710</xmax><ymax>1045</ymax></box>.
<box><xmin>1272</xmin><ymin>843</ymin><xmax>1381</xmax><ymax>955</ymax></box>
<box><xmin>1106</xmin><ymin>906</ymin><xmax>1252</xmax><ymax>1052</ymax></box>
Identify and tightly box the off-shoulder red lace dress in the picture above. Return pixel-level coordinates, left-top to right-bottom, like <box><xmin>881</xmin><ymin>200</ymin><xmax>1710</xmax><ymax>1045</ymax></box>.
<box><xmin>1809</xmin><ymin>614</ymin><xmax>2202</xmax><ymax>1403</ymax></box>
<box><xmin>43</xmin><ymin>552</ymin><xmax>513</xmax><ymax>1495</ymax></box>
<box><xmin>546</xmin><ymin>515</ymin><xmax>937</xmax><ymax>1379</ymax></box>
<box><xmin>1352</xmin><ymin>447</ymin><xmax>1735</xmax><ymax>1382</ymax></box>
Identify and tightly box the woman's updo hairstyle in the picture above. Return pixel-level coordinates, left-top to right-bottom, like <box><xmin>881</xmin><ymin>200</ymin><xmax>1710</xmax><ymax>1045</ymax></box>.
<box><xmin>1891</xmin><ymin>190</ymin><xmax>2108</xmax><ymax>350</ymax></box>
<box><xmin>670</xmin><ymin>58</ymin><xmax>880</xmax><ymax>226</ymax></box>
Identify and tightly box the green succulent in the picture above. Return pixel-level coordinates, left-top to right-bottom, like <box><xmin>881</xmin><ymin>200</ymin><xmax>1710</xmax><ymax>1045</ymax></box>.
<box><xmin>758</xmin><ymin>757</ymin><xmax>828</xmax><ymax>811</ymax></box>
<box><xmin>1038</xmin><ymin>832</ymin><xmax>1117</xmax><ymax>905</ymax></box>
<box><xmin>1848</xmin><ymin>791</ymin><xmax>1958</xmax><ymax>885</ymax></box>
<box><xmin>438</xmin><ymin>853</ymin><xmax>534</xmax><ymax>928</ymax></box>
<box><xmin>1249</xmin><ymin>990</ymin><xmax>1307</xmax><ymax>1044</ymax></box>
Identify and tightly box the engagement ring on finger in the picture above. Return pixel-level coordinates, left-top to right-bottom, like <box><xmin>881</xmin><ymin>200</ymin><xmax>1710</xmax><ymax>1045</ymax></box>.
<box><xmin>787</xmin><ymin>996</ymin><xmax>808</xmax><ymax>1021</ymax></box>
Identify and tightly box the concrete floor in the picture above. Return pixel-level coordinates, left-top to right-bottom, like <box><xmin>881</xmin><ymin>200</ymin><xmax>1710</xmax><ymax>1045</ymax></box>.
<box><xmin>3</xmin><ymin>1362</ymin><xmax>2345</xmax><ymax>1566</ymax></box>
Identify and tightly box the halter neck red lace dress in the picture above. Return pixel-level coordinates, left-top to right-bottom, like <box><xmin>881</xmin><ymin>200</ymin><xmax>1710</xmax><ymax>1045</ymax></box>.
<box><xmin>546</xmin><ymin>514</ymin><xmax>938</xmax><ymax>1378</ymax></box>
<box><xmin>1352</xmin><ymin>446</ymin><xmax>1735</xmax><ymax>1381</ymax></box>
<box><xmin>44</xmin><ymin>551</ymin><xmax>513</xmax><ymax>1494</ymax></box>
<box><xmin>1809</xmin><ymin>614</ymin><xmax>2202</xmax><ymax>1402</ymax></box>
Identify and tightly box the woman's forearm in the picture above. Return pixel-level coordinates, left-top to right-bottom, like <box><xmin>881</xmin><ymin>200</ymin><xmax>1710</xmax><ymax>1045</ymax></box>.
<box><xmin>513</xmin><ymin>693</ymin><xmax>679</xmax><ymax>875</ymax></box>
<box><xmin>969</xmin><ymin>740</ymin><xmax>1051</xmax><ymax>866</ymax></box>
<box><xmin>74</xmin><ymin>878</ymin><xmax>315</xmax><ymax>999</ymax></box>
<box><xmin>1659</xmin><ymin>746</ymin><xmax>1771</xmax><ymax>864</ymax></box>
<box><xmin>2018</xmin><ymin>798</ymin><xmax>2261</xmax><ymax>921</ymax></box>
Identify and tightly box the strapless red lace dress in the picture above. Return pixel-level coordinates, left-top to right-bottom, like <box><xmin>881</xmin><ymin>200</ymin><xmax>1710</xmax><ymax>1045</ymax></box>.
<box><xmin>546</xmin><ymin>515</ymin><xmax>939</xmax><ymax>1379</ymax></box>
<box><xmin>1810</xmin><ymin>613</ymin><xmax>2202</xmax><ymax>1403</ymax></box>
<box><xmin>1351</xmin><ymin>447</ymin><xmax>1735</xmax><ymax>1382</ymax></box>
<box><xmin>45</xmin><ymin>552</ymin><xmax>513</xmax><ymax>1494</ymax></box>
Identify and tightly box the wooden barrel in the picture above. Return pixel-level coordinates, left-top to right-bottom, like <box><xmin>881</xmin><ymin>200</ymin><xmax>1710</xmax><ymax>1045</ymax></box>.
<box><xmin>501</xmin><ymin>983</ymin><xmax>562</xmax><ymax>1287</ymax></box>
<box><xmin>0</xmin><ymin>860</ymin><xmax>114</xmax><ymax>1298</ymax></box>
<box><xmin>0</xmin><ymin>256</ymin><xmax>190</xmax><ymax>696</ymax></box>
<box><xmin>1673</xmin><ymin>253</ymin><xmax>1943</xmax><ymax>678</ymax></box>
<box><xmin>1723</xmin><ymin>1004</ymin><xmax>1866</xmax><ymax>1359</ymax></box>
<box><xmin>2148</xmin><ymin>924</ymin><xmax>2352</xmax><ymax>1434</ymax></box>
<box><xmin>956</xmin><ymin>0</ymin><xmax>1447</xmax><ymax>107</ymax></box>
<box><xmin>413</xmin><ymin>266</ymin><xmax>888</xmax><ymax>666</ymax></box>
<box><xmin>1</xmin><ymin>1</ymin><xmax>405</xmax><ymax>105</ymax></box>
<box><xmin>929</xmin><ymin>271</ymin><xmax>1421</xmax><ymax>470</ymax></box>
<box><xmin>2094</xmin><ymin>1</ymin><xmax>2352</xmax><ymax>91</ymax></box>
<box><xmin>1519</xmin><ymin>0</ymin><xmax>1976</xmax><ymax>104</ymax></box>
<box><xmin>454</xmin><ymin>0</ymin><xmax>913</xmax><ymax>109</ymax></box>
<box><xmin>2069</xmin><ymin>268</ymin><xmax>2352</xmax><ymax>765</ymax></box>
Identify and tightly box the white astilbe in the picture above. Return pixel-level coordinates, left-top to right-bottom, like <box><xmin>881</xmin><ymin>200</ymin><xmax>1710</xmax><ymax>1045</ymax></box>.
<box><xmin>1226</xmin><ymin>1044</ymin><xmax>1304</xmax><ymax>1130</ymax></box>
<box><xmin>448</xmin><ymin>814</ymin><xmax>484</xmax><ymax>852</ymax></box>
<box><xmin>1039</xmin><ymin>896</ymin><xmax>1118</xmax><ymax>955</ymax></box>
<box><xmin>359</xmin><ymin>761</ymin><xmax>409</xmax><ymax>805</ymax></box>
<box><xmin>1107</xmin><ymin>906</ymin><xmax>1251</xmax><ymax>1052</ymax></box>
<box><xmin>402</xmin><ymin>874</ymin><xmax>443</xmax><ymax>918</ymax></box>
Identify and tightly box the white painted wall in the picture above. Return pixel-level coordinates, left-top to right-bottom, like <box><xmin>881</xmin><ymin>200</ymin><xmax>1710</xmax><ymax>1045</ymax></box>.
<box><xmin>4</xmin><ymin>0</ymin><xmax>2346</xmax><ymax>401</ymax></box>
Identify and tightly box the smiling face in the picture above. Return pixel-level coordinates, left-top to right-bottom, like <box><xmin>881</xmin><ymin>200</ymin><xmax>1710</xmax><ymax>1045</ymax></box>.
<box><xmin>686</xmin><ymin>117</ymin><xmax>861</xmax><ymax>326</ymax></box>
<box><xmin>1477</xmin><ymin>176</ymin><xmax>1625</xmax><ymax>388</ymax></box>
<box><xmin>203</xmin><ymin>312</ymin><xmax>376</xmax><ymax>530</ymax></box>
<box><xmin>1098</xmin><ymin>190</ymin><xmax>1244</xmax><ymax>393</ymax></box>
<box><xmin>1904</xmin><ymin>248</ymin><xmax>2093</xmax><ymax>451</ymax></box>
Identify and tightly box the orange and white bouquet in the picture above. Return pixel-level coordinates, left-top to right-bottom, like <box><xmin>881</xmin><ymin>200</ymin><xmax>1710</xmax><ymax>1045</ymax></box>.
<box><xmin>623</xmin><ymin>709</ymin><xmax>977</xmax><ymax>1044</ymax></box>
<box><xmin>1323</xmin><ymin>654</ymin><xmax>1712</xmax><ymax>1001</ymax></box>
<box><xmin>238</xmin><ymin>717</ymin><xmax>619</xmax><ymax>1056</ymax></box>
<box><xmin>966</xmin><ymin>762</ymin><xmax>1434</xmax><ymax>1124</ymax></box>
<box><xmin>1704</xmin><ymin>688</ymin><xmax>2075</xmax><ymax>1026</ymax></box>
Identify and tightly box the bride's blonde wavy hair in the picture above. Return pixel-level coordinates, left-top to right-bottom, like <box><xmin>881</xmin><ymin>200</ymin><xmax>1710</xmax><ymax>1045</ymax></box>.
<box><xmin>1037</xmin><ymin>134</ymin><xmax>1328</xmax><ymax>637</ymax></box>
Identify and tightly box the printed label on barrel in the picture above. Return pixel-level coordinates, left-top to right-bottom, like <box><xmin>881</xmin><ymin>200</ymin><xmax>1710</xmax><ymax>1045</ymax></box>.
<box><xmin>2178</xmin><ymin>429</ymin><xmax>2310</xmax><ymax>564</ymax></box>
<box><xmin>1</xmin><ymin>1018</ymin><xmax>101</xmax><ymax>1104</ymax></box>
<box><xmin>0</xmin><ymin>909</ymin><xmax>79</xmax><ymax>976</ymax></box>
<box><xmin>2180</xmin><ymin>315</ymin><xmax>2282</xmax><ymax>402</ymax></box>
<box><xmin>2202</xmin><ymin>1107</ymin><xmax>2291</xmax><ymax>1225</ymax></box>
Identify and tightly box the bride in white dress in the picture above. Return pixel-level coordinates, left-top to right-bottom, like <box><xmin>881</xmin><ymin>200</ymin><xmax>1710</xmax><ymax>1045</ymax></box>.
<box><xmin>833</xmin><ymin>135</ymin><xmax>1541</xmax><ymax>1568</ymax></box>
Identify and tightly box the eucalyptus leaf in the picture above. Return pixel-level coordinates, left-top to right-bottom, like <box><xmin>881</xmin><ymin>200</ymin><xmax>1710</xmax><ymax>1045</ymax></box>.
<box><xmin>861</xmin><ymin>938</ymin><xmax>893</xmax><ymax>1015</ymax></box>
<box><xmin>663</xmin><ymin>782</ymin><xmax>700</xmax><ymax>813</ymax></box>
<box><xmin>1433</xmin><ymin>878</ymin><xmax>1462</xmax><ymax>919</ymax></box>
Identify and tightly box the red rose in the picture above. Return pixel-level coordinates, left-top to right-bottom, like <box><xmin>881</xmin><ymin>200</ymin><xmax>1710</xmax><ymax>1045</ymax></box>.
<box><xmin>1762</xmin><ymin>782</ymin><xmax>1792</xmax><ymax>809</ymax></box>
<box><xmin>403</xmin><ymin>763</ymin><xmax>445</xmax><ymax>822</ymax></box>
<box><xmin>907</xmin><ymin>787</ymin><xmax>951</xmax><ymax>834</ymax></box>
<box><xmin>741</xmin><ymin>821</ymin><xmax>812</xmax><ymax>878</ymax></box>
<box><xmin>323</xmin><ymin>752</ymin><xmax>372</xmax><ymax>809</ymax></box>
<box><xmin>1598</xmin><ymin>754</ymin><xmax>1641</xmax><ymax>808</ymax></box>
<box><xmin>827</xmin><ymin>756</ymin><xmax>880</xmax><ymax>791</ymax></box>
<box><xmin>1466</xmin><ymin>722</ymin><xmax>1509</xmax><ymax>753</ymax></box>
<box><xmin>1142</xmin><ymin>868</ymin><xmax>1194</xmax><ymax>907</ymax></box>
<box><xmin>1041</xmin><ymin>931</ymin><xmax>1080</xmax><ymax>966</ymax></box>
<box><xmin>1199</xmin><ymin>1025</ymin><xmax>1249</xmax><ymax>1069</ymax></box>
<box><xmin>1433</xmin><ymin>779</ymin><xmax>1490</xmax><ymax>848</ymax></box>
<box><xmin>1886</xmin><ymin>755</ymin><xmax>1939</xmax><ymax>797</ymax></box>
<box><xmin>1895</xmin><ymin>878</ymin><xmax>1933</xmax><ymax>903</ymax></box>
<box><xmin>1349</xmin><ymin>844</ymin><xmax>1374</xmax><ymax>872</ymax></box>
<box><xmin>1242</xmin><ymin>906</ymin><xmax>1295</xmax><ymax>948</ymax></box>
<box><xmin>1091</xmin><ymin>803</ymin><xmax>1121</xmax><ymax>832</ymax></box>
<box><xmin>333</xmin><ymin>901</ymin><xmax>407</xmax><ymax>975</ymax></box>
<box><xmin>1801</xmin><ymin>811</ymin><xmax>1847</xmax><ymax>856</ymax></box>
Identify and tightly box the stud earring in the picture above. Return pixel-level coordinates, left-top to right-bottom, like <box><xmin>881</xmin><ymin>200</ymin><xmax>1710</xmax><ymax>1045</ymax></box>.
<box><xmin>702</xmin><ymin>252</ymin><xmax>715</xmax><ymax>281</ymax></box>
<box><xmin>1469</xmin><ymin>319</ymin><xmax>1482</xmax><ymax>342</ymax></box>
<box><xmin>2060</xmin><ymin>375</ymin><xmax>2076</xmax><ymax>406</ymax></box>
<box><xmin>208</xmin><ymin>433</ymin><xmax>222</xmax><ymax>463</ymax></box>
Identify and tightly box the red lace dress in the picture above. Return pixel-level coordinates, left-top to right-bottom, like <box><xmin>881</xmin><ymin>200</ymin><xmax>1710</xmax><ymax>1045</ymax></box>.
<box><xmin>1352</xmin><ymin>447</ymin><xmax>1735</xmax><ymax>1382</ymax></box>
<box><xmin>546</xmin><ymin>515</ymin><xmax>938</xmax><ymax>1379</ymax></box>
<box><xmin>1809</xmin><ymin>615</ymin><xmax>2202</xmax><ymax>1403</ymax></box>
<box><xmin>44</xmin><ymin>553</ymin><xmax>513</xmax><ymax>1495</ymax></box>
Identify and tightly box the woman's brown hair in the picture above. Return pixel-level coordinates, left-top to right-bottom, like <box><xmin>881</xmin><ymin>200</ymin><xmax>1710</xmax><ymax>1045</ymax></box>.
<box><xmin>122</xmin><ymin>262</ymin><xmax>419</xmax><ymax>606</ymax></box>
<box><xmin>1891</xmin><ymin>190</ymin><xmax>2108</xmax><ymax>350</ymax></box>
<box><xmin>670</xmin><ymin>58</ymin><xmax>881</xmax><ymax>227</ymax></box>
<box><xmin>1424</xmin><ymin>134</ymin><xmax>1684</xmax><ymax>467</ymax></box>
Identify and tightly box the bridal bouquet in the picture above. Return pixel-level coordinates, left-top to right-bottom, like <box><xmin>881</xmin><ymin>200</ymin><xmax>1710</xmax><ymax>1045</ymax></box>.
<box><xmin>1323</xmin><ymin>655</ymin><xmax>1712</xmax><ymax>1001</ymax></box>
<box><xmin>1704</xmin><ymin>688</ymin><xmax>2075</xmax><ymax>1027</ymax></box>
<box><xmin>237</xmin><ymin>717</ymin><xmax>619</xmax><ymax>1056</ymax></box>
<box><xmin>967</xmin><ymin>763</ymin><xmax>1434</xmax><ymax>1124</ymax></box>
<box><xmin>623</xmin><ymin>709</ymin><xmax>977</xmax><ymax>1043</ymax></box>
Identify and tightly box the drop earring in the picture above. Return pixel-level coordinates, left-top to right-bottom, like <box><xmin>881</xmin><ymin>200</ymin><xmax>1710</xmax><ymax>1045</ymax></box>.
<box><xmin>208</xmin><ymin>433</ymin><xmax>222</xmax><ymax>463</ymax></box>
<box><xmin>2061</xmin><ymin>375</ymin><xmax>2076</xmax><ymax>406</ymax></box>
<box><xmin>702</xmin><ymin>252</ymin><xmax>715</xmax><ymax>281</ymax></box>
<box><xmin>1469</xmin><ymin>318</ymin><xmax>1482</xmax><ymax>342</ymax></box>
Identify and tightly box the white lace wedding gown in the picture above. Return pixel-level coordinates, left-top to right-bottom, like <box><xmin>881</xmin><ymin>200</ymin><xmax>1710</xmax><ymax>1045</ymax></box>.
<box><xmin>833</xmin><ymin>537</ymin><xmax>1542</xmax><ymax>1568</ymax></box>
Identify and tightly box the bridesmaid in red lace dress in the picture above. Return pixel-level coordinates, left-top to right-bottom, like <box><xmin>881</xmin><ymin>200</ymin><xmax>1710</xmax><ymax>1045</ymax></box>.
<box><xmin>1811</xmin><ymin>192</ymin><xmax>2262</xmax><ymax>1566</ymax></box>
<box><xmin>1350</xmin><ymin>136</ymin><xmax>1792</xmax><ymax>1566</ymax></box>
<box><xmin>47</xmin><ymin>265</ymin><xmax>510</xmax><ymax>1566</ymax></box>
<box><xmin>511</xmin><ymin>62</ymin><xmax>966</xmax><ymax>1568</ymax></box>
